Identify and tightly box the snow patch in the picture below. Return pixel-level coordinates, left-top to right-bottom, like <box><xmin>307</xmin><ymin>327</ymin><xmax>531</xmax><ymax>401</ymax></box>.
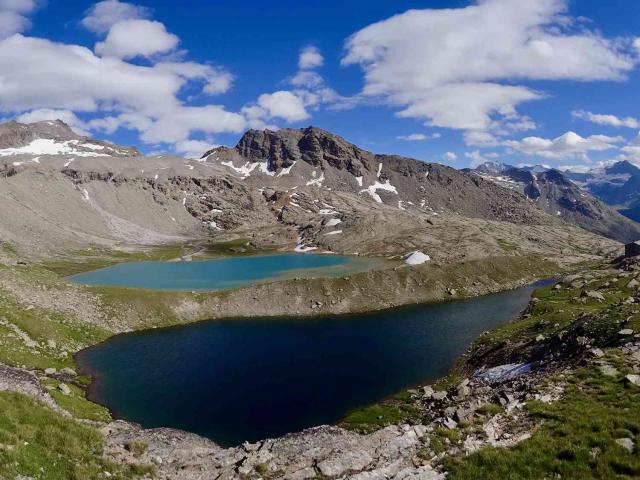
<box><xmin>360</xmin><ymin>180</ymin><xmax>398</xmax><ymax>203</ymax></box>
<box><xmin>376</xmin><ymin>162</ymin><xmax>382</xmax><ymax>178</ymax></box>
<box><xmin>277</xmin><ymin>161</ymin><xmax>297</xmax><ymax>177</ymax></box>
<box><xmin>306</xmin><ymin>171</ymin><xmax>325</xmax><ymax>187</ymax></box>
<box><xmin>0</xmin><ymin>139</ymin><xmax>111</xmax><ymax>157</ymax></box>
<box><xmin>404</xmin><ymin>251</ymin><xmax>430</xmax><ymax>265</ymax></box>
<box><xmin>355</xmin><ymin>176</ymin><xmax>363</xmax><ymax>187</ymax></box>
<box><xmin>325</xmin><ymin>218</ymin><xmax>342</xmax><ymax>227</ymax></box>
<box><xmin>324</xmin><ymin>230</ymin><xmax>342</xmax><ymax>236</ymax></box>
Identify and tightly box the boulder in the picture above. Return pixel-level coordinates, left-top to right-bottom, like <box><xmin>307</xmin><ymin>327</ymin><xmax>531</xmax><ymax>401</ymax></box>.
<box><xmin>432</xmin><ymin>391</ymin><xmax>447</xmax><ymax>401</ymax></box>
<box><xmin>615</xmin><ymin>438</ymin><xmax>635</xmax><ymax>453</ymax></box>
<box><xmin>58</xmin><ymin>383</ymin><xmax>71</xmax><ymax>395</ymax></box>
<box><xmin>44</xmin><ymin>368</ymin><xmax>56</xmax><ymax>375</ymax></box>
<box><xmin>582</xmin><ymin>290</ymin><xmax>605</xmax><ymax>302</ymax></box>
<box><xmin>625</xmin><ymin>374</ymin><xmax>640</xmax><ymax>387</ymax></box>
<box><xmin>598</xmin><ymin>364</ymin><xmax>619</xmax><ymax>377</ymax></box>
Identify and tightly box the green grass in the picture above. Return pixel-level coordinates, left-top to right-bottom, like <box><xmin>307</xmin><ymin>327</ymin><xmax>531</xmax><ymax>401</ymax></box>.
<box><xmin>41</xmin><ymin>379</ymin><xmax>111</xmax><ymax>422</ymax></box>
<box><xmin>496</xmin><ymin>239</ymin><xmax>518</xmax><ymax>252</ymax></box>
<box><xmin>444</xmin><ymin>353</ymin><xmax>640</xmax><ymax>479</ymax></box>
<box><xmin>0</xmin><ymin>391</ymin><xmax>148</xmax><ymax>479</ymax></box>
<box><xmin>341</xmin><ymin>398</ymin><xmax>422</xmax><ymax>434</ymax></box>
<box><xmin>0</xmin><ymin>291</ymin><xmax>109</xmax><ymax>370</ymax></box>
<box><xmin>40</xmin><ymin>244</ymin><xmax>189</xmax><ymax>277</ymax></box>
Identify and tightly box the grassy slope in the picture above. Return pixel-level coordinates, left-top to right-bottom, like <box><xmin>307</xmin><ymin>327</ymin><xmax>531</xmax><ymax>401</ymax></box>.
<box><xmin>344</xmin><ymin>263</ymin><xmax>640</xmax><ymax>478</ymax></box>
<box><xmin>444</xmin><ymin>353</ymin><xmax>640</xmax><ymax>479</ymax></box>
<box><xmin>0</xmin><ymin>391</ymin><xmax>153</xmax><ymax>479</ymax></box>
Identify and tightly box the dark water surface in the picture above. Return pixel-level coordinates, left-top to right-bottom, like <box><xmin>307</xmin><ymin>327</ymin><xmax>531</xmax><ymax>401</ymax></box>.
<box><xmin>70</xmin><ymin>254</ymin><xmax>372</xmax><ymax>291</ymax></box>
<box><xmin>77</xmin><ymin>280</ymin><xmax>550</xmax><ymax>447</ymax></box>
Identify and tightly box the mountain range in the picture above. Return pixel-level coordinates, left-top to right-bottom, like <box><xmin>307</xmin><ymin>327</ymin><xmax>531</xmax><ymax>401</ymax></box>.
<box><xmin>0</xmin><ymin>120</ymin><xmax>632</xmax><ymax>266</ymax></box>
<box><xmin>471</xmin><ymin>160</ymin><xmax>640</xmax><ymax>242</ymax></box>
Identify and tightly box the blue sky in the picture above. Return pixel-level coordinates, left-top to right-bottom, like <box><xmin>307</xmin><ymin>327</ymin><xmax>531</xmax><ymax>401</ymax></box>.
<box><xmin>1</xmin><ymin>0</ymin><xmax>639</xmax><ymax>169</ymax></box>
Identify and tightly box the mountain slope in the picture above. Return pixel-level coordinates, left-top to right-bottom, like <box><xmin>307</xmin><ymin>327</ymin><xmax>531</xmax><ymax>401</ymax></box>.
<box><xmin>473</xmin><ymin>163</ymin><xmax>640</xmax><ymax>243</ymax></box>
<box><xmin>564</xmin><ymin>161</ymin><xmax>640</xmax><ymax>222</ymax></box>
<box><xmin>206</xmin><ymin>127</ymin><xmax>550</xmax><ymax>225</ymax></box>
<box><xmin>0</xmin><ymin>121</ymin><xmax>620</xmax><ymax>268</ymax></box>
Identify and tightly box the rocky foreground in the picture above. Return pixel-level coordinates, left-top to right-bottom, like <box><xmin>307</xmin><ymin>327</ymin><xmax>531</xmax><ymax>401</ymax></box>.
<box><xmin>2</xmin><ymin>255</ymin><xmax>640</xmax><ymax>479</ymax></box>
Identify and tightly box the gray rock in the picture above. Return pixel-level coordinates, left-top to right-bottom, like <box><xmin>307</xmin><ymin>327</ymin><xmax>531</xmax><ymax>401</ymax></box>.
<box><xmin>432</xmin><ymin>391</ymin><xmax>447</xmax><ymax>401</ymax></box>
<box><xmin>588</xmin><ymin>348</ymin><xmax>605</xmax><ymax>358</ymax></box>
<box><xmin>582</xmin><ymin>290</ymin><xmax>605</xmax><ymax>301</ymax></box>
<box><xmin>60</xmin><ymin>367</ymin><xmax>77</xmax><ymax>376</ymax></box>
<box><xmin>44</xmin><ymin>368</ymin><xmax>56</xmax><ymax>375</ymax></box>
<box><xmin>619</xmin><ymin>329</ymin><xmax>634</xmax><ymax>336</ymax></box>
<box><xmin>598</xmin><ymin>364</ymin><xmax>619</xmax><ymax>377</ymax></box>
<box><xmin>422</xmin><ymin>386</ymin><xmax>434</xmax><ymax>399</ymax></box>
<box><xmin>625</xmin><ymin>374</ymin><xmax>640</xmax><ymax>387</ymax></box>
<box><xmin>317</xmin><ymin>450</ymin><xmax>373</xmax><ymax>477</ymax></box>
<box><xmin>615</xmin><ymin>437</ymin><xmax>635</xmax><ymax>453</ymax></box>
<box><xmin>58</xmin><ymin>383</ymin><xmax>71</xmax><ymax>395</ymax></box>
<box><xmin>442</xmin><ymin>417</ymin><xmax>457</xmax><ymax>429</ymax></box>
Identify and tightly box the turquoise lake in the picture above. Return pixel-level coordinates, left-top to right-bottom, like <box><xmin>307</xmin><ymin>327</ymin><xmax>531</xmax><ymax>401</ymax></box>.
<box><xmin>70</xmin><ymin>253</ymin><xmax>372</xmax><ymax>290</ymax></box>
<box><xmin>76</xmin><ymin>279</ymin><xmax>551</xmax><ymax>447</ymax></box>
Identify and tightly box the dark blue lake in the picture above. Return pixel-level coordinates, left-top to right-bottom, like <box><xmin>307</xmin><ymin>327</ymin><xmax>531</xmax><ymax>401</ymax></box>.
<box><xmin>77</xmin><ymin>280</ymin><xmax>549</xmax><ymax>447</ymax></box>
<box><xmin>70</xmin><ymin>254</ymin><xmax>372</xmax><ymax>290</ymax></box>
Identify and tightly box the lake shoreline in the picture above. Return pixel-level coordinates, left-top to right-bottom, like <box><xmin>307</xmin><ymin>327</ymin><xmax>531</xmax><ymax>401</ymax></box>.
<box><xmin>75</xmin><ymin>278</ymin><xmax>553</xmax><ymax>447</ymax></box>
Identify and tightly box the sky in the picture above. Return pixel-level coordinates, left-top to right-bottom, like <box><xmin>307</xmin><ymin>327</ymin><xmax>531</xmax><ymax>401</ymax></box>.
<box><xmin>0</xmin><ymin>0</ymin><xmax>639</xmax><ymax>170</ymax></box>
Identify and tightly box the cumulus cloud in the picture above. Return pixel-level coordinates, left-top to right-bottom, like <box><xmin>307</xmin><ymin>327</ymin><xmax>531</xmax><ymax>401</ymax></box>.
<box><xmin>82</xmin><ymin>0</ymin><xmax>150</xmax><ymax>34</ymax></box>
<box><xmin>154</xmin><ymin>61</ymin><xmax>233</xmax><ymax>95</ymax></box>
<box><xmin>255</xmin><ymin>91</ymin><xmax>309</xmax><ymax>122</ymax></box>
<box><xmin>465</xmin><ymin>150</ymin><xmax>495</xmax><ymax>168</ymax></box>
<box><xmin>298</xmin><ymin>46</ymin><xmax>324</xmax><ymax>70</ymax></box>
<box><xmin>95</xmin><ymin>19</ymin><xmax>179</xmax><ymax>59</ymax></box>
<box><xmin>397</xmin><ymin>133</ymin><xmax>440</xmax><ymax>141</ymax></box>
<box><xmin>464</xmin><ymin>130</ymin><xmax>500</xmax><ymax>147</ymax></box>
<box><xmin>0</xmin><ymin>0</ymin><xmax>36</xmax><ymax>39</ymax></box>
<box><xmin>503</xmin><ymin>131</ymin><xmax>623</xmax><ymax>160</ymax></box>
<box><xmin>0</xmin><ymin>34</ymin><xmax>246</xmax><ymax>148</ymax></box>
<box><xmin>572</xmin><ymin>110</ymin><xmax>639</xmax><ymax>129</ymax></box>
<box><xmin>174</xmin><ymin>138</ymin><xmax>217</xmax><ymax>159</ymax></box>
<box><xmin>342</xmin><ymin>0</ymin><xmax>637</xmax><ymax>132</ymax></box>
<box><xmin>443</xmin><ymin>152</ymin><xmax>457</xmax><ymax>161</ymax></box>
<box><xmin>15</xmin><ymin>108</ymin><xmax>90</xmax><ymax>136</ymax></box>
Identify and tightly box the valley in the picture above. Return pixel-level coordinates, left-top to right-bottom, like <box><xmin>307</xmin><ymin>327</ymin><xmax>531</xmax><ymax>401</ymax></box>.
<box><xmin>0</xmin><ymin>120</ymin><xmax>638</xmax><ymax>479</ymax></box>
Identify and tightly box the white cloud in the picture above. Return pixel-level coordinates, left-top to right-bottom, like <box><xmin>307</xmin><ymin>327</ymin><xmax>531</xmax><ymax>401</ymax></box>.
<box><xmin>174</xmin><ymin>139</ymin><xmax>217</xmax><ymax>159</ymax></box>
<box><xmin>82</xmin><ymin>0</ymin><xmax>150</xmax><ymax>34</ymax></box>
<box><xmin>504</xmin><ymin>131</ymin><xmax>623</xmax><ymax>160</ymax></box>
<box><xmin>15</xmin><ymin>108</ymin><xmax>90</xmax><ymax>136</ymax></box>
<box><xmin>0</xmin><ymin>0</ymin><xmax>36</xmax><ymax>39</ymax></box>
<box><xmin>290</xmin><ymin>70</ymin><xmax>324</xmax><ymax>89</ymax></box>
<box><xmin>0</xmin><ymin>34</ymin><xmax>246</xmax><ymax>148</ymax></box>
<box><xmin>397</xmin><ymin>133</ymin><xmax>440</xmax><ymax>141</ymax></box>
<box><xmin>572</xmin><ymin>110</ymin><xmax>639</xmax><ymax>129</ymax></box>
<box><xmin>464</xmin><ymin>130</ymin><xmax>500</xmax><ymax>147</ymax></box>
<box><xmin>619</xmin><ymin>133</ymin><xmax>640</xmax><ymax>164</ymax></box>
<box><xmin>342</xmin><ymin>0</ymin><xmax>636</xmax><ymax>132</ymax></box>
<box><xmin>298</xmin><ymin>46</ymin><xmax>324</xmax><ymax>70</ymax></box>
<box><xmin>465</xmin><ymin>150</ymin><xmax>493</xmax><ymax>168</ymax></box>
<box><xmin>443</xmin><ymin>152</ymin><xmax>457</xmax><ymax>161</ymax></box>
<box><xmin>155</xmin><ymin>61</ymin><xmax>233</xmax><ymax>95</ymax></box>
<box><xmin>255</xmin><ymin>91</ymin><xmax>309</xmax><ymax>122</ymax></box>
<box><xmin>95</xmin><ymin>19</ymin><xmax>179</xmax><ymax>59</ymax></box>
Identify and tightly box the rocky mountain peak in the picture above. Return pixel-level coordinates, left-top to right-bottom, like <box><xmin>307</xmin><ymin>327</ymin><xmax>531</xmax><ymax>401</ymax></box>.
<box><xmin>606</xmin><ymin>160</ymin><xmax>640</xmax><ymax>176</ymax></box>
<box><xmin>233</xmin><ymin>126</ymin><xmax>373</xmax><ymax>174</ymax></box>
<box><xmin>0</xmin><ymin>119</ymin><xmax>80</xmax><ymax>149</ymax></box>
